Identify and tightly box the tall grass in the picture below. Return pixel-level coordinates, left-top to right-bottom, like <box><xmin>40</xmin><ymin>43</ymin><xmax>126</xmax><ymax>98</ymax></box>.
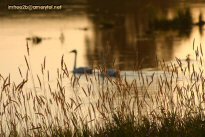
<box><xmin>0</xmin><ymin>41</ymin><xmax>205</xmax><ymax>136</ymax></box>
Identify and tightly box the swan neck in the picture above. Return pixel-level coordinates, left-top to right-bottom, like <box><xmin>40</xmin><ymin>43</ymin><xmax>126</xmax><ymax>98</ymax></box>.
<box><xmin>73</xmin><ymin>52</ymin><xmax>77</xmax><ymax>70</ymax></box>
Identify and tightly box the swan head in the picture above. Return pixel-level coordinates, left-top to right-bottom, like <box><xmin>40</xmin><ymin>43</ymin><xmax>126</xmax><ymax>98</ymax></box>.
<box><xmin>70</xmin><ymin>49</ymin><xmax>77</xmax><ymax>54</ymax></box>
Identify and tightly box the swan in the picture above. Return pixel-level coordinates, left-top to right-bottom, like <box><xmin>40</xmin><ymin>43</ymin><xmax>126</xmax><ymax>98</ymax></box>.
<box><xmin>106</xmin><ymin>69</ymin><xmax>120</xmax><ymax>77</ymax></box>
<box><xmin>100</xmin><ymin>53</ymin><xmax>120</xmax><ymax>77</ymax></box>
<box><xmin>70</xmin><ymin>49</ymin><xmax>93</xmax><ymax>74</ymax></box>
<box><xmin>101</xmin><ymin>68</ymin><xmax>120</xmax><ymax>77</ymax></box>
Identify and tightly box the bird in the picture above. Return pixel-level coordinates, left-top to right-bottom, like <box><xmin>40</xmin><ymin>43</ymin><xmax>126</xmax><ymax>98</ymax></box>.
<box><xmin>100</xmin><ymin>68</ymin><xmax>120</xmax><ymax>78</ymax></box>
<box><xmin>26</xmin><ymin>36</ymin><xmax>51</xmax><ymax>45</ymax></box>
<box><xmin>26</xmin><ymin>36</ymin><xmax>42</xmax><ymax>44</ymax></box>
<box><xmin>100</xmin><ymin>53</ymin><xmax>120</xmax><ymax>77</ymax></box>
<box><xmin>186</xmin><ymin>54</ymin><xmax>191</xmax><ymax>72</ymax></box>
<box><xmin>106</xmin><ymin>69</ymin><xmax>120</xmax><ymax>77</ymax></box>
<box><xmin>70</xmin><ymin>49</ymin><xmax>93</xmax><ymax>74</ymax></box>
<box><xmin>194</xmin><ymin>12</ymin><xmax>205</xmax><ymax>26</ymax></box>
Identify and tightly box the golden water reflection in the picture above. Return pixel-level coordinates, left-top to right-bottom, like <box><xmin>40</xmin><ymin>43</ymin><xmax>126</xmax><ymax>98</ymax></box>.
<box><xmin>0</xmin><ymin>13</ymin><xmax>94</xmax><ymax>81</ymax></box>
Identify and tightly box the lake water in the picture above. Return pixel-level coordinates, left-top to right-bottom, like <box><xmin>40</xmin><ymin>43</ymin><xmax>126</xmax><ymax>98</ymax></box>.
<box><xmin>0</xmin><ymin>1</ymin><xmax>205</xmax><ymax>81</ymax></box>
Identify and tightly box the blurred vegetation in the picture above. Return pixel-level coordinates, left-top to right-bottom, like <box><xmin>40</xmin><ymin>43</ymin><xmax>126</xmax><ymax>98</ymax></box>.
<box><xmin>151</xmin><ymin>8</ymin><xmax>193</xmax><ymax>37</ymax></box>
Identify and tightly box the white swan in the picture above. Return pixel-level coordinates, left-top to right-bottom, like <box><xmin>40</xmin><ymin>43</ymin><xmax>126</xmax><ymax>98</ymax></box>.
<box><xmin>101</xmin><ymin>68</ymin><xmax>120</xmax><ymax>77</ymax></box>
<box><xmin>100</xmin><ymin>53</ymin><xmax>120</xmax><ymax>77</ymax></box>
<box><xmin>70</xmin><ymin>49</ymin><xmax>93</xmax><ymax>74</ymax></box>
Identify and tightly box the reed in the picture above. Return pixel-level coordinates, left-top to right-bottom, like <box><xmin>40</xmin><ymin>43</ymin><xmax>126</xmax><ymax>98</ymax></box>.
<box><xmin>0</xmin><ymin>42</ymin><xmax>205</xmax><ymax>136</ymax></box>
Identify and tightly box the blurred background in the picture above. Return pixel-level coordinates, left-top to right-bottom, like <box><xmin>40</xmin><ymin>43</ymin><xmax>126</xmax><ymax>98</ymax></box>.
<box><xmin>0</xmin><ymin>0</ymin><xmax>205</xmax><ymax>80</ymax></box>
